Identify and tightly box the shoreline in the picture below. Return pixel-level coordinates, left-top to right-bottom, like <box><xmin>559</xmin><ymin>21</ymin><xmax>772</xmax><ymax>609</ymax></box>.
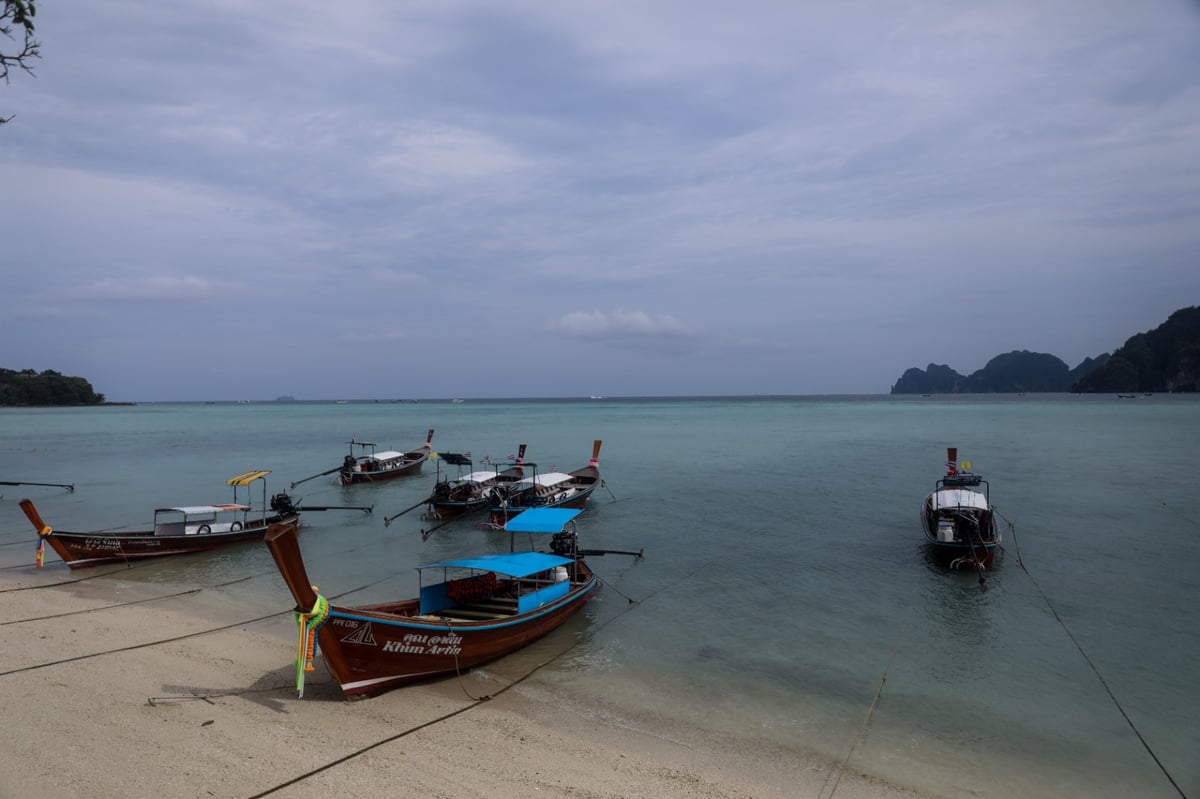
<box><xmin>0</xmin><ymin>571</ymin><xmax>930</xmax><ymax>799</ymax></box>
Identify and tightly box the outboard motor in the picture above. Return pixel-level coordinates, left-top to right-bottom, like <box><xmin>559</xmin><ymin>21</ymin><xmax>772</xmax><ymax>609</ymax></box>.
<box><xmin>270</xmin><ymin>492</ymin><xmax>297</xmax><ymax>515</ymax></box>
<box><xmin>550</xmin><ymin>530</ymin><xmax>578</xmax><ymax>558</ymax></box>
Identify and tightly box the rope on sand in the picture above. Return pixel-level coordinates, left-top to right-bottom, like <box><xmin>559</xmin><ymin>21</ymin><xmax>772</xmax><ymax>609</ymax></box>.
<box><xmin>997</xmin><ymin>510</ymin><xmax>1189</xmax><ymax>799</ymax></box>
<box><xmin>818</xmin><ymin>637</ymin><xmax>902</xmax><ymax>799</ymax></box>
<box><xmin>248</xmin><ymin>555</ymin><xmax>699</xmax><ymax>798</ymax></box>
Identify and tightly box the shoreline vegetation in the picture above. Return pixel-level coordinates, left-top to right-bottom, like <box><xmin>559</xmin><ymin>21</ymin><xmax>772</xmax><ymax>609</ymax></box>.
<box><xmin>0</xmin><ymin>573</ymin><xmax>926</xmax><ymax>799</ymax></box>
<box><xmin>0</xmin><ymin>368</ymin><xmax>105</xmax><ymax>406</ymax></box>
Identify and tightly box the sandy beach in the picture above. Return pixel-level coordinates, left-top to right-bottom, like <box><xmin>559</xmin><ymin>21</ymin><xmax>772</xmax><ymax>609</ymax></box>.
<box><xmin>0</xmin><ymin>572</ymin><xmax>930</xmax><ymax>799</ymax></box>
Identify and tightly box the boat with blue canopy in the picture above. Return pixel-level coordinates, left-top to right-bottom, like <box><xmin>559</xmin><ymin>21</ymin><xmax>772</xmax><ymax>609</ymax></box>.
<box><xmin>264</xmin><ymin>506</ymin><xmax>639</xmax><ymax>699</ymax></box>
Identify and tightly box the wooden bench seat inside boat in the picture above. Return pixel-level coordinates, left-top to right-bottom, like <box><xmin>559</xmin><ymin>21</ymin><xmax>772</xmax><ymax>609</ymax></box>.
<box><xmin>433</xmin><ymin>606</ymin><xmax>510</xmax><ymax>620</ymax></box>
<box><xmin>429</xmin><ymin>597</ymin><xmax>521</xmax><ymax>620</ymax></box>
<box><xmin>469</xmin><ymin>598</ymin><xmax>518</xmax><ymax>613</ymax></box>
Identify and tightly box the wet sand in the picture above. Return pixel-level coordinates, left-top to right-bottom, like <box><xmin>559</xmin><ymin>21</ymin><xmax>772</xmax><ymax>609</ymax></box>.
<box><xmin>0</xmin><ymin>574</ymin><xmax>930</xmax><ymax>799</ymax></box>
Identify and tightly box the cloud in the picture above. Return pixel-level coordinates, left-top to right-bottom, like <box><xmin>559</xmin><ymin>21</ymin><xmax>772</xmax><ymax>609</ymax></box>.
<box><xmin>554</xmin><ymin>309</ymin><xmax>692</xmax><ymax>338</ymax></box>
<box><xmin>1</xmin><ymin>1</ymin><xmax>1198</xmax><ymax>400</ymax></box>
<box><xmin>369</xmin><ymin>268</ymin><xmax>430</xmax><ymax>286</ymax></box>
<box><xmin>82</xmin><ymin>276</ymin><xmax>242</xmax><ymax>302</ymax></box>
<box><xmin>337</xmin><ymin>329</ymin><xmax>415</xmax><ymax>345</ymax></box>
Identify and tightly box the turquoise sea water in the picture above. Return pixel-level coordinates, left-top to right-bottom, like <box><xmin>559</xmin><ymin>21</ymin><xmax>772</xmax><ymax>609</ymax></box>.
<box><xmin>1</xmin><ymin>395</ymin><xmax>1197</xmax><ymax>798</ymax></box>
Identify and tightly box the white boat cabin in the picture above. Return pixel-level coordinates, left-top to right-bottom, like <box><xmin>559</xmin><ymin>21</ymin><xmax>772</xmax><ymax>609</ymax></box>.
<box><xmin>152</xmin><ymin>504</ymin><xmax>251</xmax><ymax>535</ymax></box>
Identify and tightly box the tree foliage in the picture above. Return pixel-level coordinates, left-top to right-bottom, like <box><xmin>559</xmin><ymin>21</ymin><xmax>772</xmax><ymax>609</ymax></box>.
<box><xmin>890</xmin><ymin>351</ymin><xmax>1095</xmax><ymax>394</ymax></box>
<box><xmin>891</xmin><ymin>306</ymin><xmax>1200</xmax><ymax>394</ymax></box>
<box><xmin>0</xmin><ymin>368</ymin><xmax>107</xmax><ymax>405</ymax></box>
<box><xmin>1071</xmin><ymin>306</ymin><xmax>1200</xmax><ymax>393</ymax></box>
<box><xmin>1</xmin><ymin>0</ymin><xmax>39</xmax><ymax>126</ymax></box>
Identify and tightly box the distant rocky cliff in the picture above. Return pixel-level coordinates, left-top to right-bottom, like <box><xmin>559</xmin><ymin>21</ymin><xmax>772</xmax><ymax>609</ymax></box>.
<box><xmin>1070</xmin><ymin>306</ymin><xmax>1200</xmax><ymax>393</ymax></box>
<box><xmin>890</xmin><ymin>305</ymin><xmax>1200</xmax><ymax>394</ymax></box>
<box><xmin>891</xmin><ymin>351</ymin><xmax>1104</xmax><ymax>394</ymax></box>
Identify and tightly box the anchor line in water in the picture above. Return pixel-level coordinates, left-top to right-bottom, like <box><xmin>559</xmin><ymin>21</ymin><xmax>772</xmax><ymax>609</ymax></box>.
<box><xmin>995</xmin><ymin>509</ymin><xmax>1190</xmax><ymax>799</ymax></box>
<box><xmin>249</xmin><ymin>556</ymin><xmax>697</xmax><ymax>798</ymax></box>
<box><xmin>1136</xmin><ymin>484</ymin><xmax>1199</xmax><ymax>527</ymax></box>
<box><xmin>819</xmin><ymin>635</ymin><xmax>904</xmax><ymax>799</ymax></box>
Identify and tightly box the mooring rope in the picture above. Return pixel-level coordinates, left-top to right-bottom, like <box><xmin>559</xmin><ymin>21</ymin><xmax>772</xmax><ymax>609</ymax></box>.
<box><xmin>0</xmin><ymin>568</ymin><xmax>397</xmax><ymax>679</ymax></box>
<box><xmin>995</xmin><ymin>509</ymin><xmax>1189</xmax><ymax>799</ymax></box>
<box><xmin>0</xmin><ymin>587</ymin><xmax>202</xmax><ymax>626</ymax></box>
<box><xmin>819</xmin><ymin>640</ymin><xmax>902</xmax><ymax>799</ymax></box>
<box><xmin>247</xmin><ymin>555</ymin><xmax>708</xmax><ymax>798</ymax></box>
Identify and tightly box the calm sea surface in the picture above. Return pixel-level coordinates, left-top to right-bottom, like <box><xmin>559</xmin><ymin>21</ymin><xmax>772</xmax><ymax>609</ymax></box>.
<box><xmin>2</xmin><ymin>395</ymin><xmax>1197</xmax><ymax>798</ymax></box>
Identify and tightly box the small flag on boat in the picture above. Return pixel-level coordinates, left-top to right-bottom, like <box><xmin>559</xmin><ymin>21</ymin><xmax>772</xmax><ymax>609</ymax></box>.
<box><xmin>961</xmin><ymin>460</ymin><xmax>972</xmax><ymax>470</ymax></box>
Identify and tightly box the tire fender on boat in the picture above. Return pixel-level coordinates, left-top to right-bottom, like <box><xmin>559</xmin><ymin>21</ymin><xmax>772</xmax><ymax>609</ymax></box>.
<box><xmin>230</xmin><ymin>521</ymin><xmax>243</xmax><ymax>532</ymax></box>
<box><xmin>197</xmin><ymin>524</ymin><xmax>211</xmax><ymax>534</ymax></box>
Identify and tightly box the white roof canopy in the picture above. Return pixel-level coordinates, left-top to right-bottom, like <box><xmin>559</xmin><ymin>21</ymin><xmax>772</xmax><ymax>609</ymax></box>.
<box><xmin>928</xmin><ymin>489</ymin><xmax>990</xmax><ymax>511</ymax></box>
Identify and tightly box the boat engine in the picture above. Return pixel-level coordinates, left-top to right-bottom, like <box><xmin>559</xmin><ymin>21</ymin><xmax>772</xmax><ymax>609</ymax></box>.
<box><xmin>270</xmin><ymin>492</ymin><xmax>297</xmax><ymax>515</ymax></box>
<box><xmin>550</xmin><ymin>530</ymin><xmax>578</xmax><ymax>557</ymax></box>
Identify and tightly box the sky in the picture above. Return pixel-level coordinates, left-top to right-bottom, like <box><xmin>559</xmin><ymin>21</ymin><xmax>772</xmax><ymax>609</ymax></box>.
<box><xmin>2</xmin><ymin>1</ymin><xmax>1198</xmax><ymax>402</ymax></box>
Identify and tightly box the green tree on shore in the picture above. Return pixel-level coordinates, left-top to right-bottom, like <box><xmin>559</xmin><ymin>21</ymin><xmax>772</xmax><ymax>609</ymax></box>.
<box><xmin>0</xmin><ymin>368</ymin><xmax>106</xmax><ymax>405</ymax></box>
<box><xmin>1</xmin><ymin>0</ymin><xmax>39</xmax><ymax>126</ymax></box>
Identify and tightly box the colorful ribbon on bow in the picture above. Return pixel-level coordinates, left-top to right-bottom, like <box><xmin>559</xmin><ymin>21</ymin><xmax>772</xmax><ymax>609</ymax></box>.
<box><xmin>35</xmin><ymin>525</ymin><xmax>51</xmax><ymax>568</ymax></box>
<box><xmin>294</xmin><ymin>589</ymin><xmax>330</xmax><ymax>698</ymax></box>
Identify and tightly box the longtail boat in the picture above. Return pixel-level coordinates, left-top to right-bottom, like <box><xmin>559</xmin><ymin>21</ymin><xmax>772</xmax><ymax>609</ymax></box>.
<box><xmin>291</xmin><ymin>430</ymin><xmax>434</xmax><ymax>488</ymax></box>
<box><xmin>267</xmin><ymin>507</ymin><xmax>613</xmax><ymax>699</ymax></box>
<box><xmin>419</xmin><ymin>444</ymin><xmax>529</xmax><ymax>521</ymax></box>
<box><xmin>921</xmin><ymin>447</ymin><xmax>1001</xmax><ymax>570</ymax></box>
<box><xmin>483</xmin><ymin>440</ymin><xmax>602</xmax><ymax>529</ymax></box>
<box><xmin>19</xmin><ymin>471</ymin><xmax>299</xmax><ymax>569</ymax></box>
<box><xmin>337</xmin><ymin>429</ymin><xmax>435</xmax><ymax>486</ymax></box>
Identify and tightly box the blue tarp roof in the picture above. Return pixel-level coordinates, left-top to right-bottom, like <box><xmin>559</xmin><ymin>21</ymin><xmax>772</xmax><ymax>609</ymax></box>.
<box><xmin>418</xmin><ymin>551</ymin><xmax>572</xmax><ymax>578</ymax></box>
<box><xmin>503</xmin><ymin>507</ymin><xmax>582</xmax><ymax>533</ymax></box>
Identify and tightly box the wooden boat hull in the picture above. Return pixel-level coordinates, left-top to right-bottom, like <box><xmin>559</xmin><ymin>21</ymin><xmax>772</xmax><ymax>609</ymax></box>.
<box><xmin>265</xmin><ymin>522</ymin><xmax>598</xmax><ymax>699</ymax></box>
<box><xmin>486</xmin><ymin>479</ymin><xmax>597</xmax><ymax>528</ymax></box>
<box><xmin>486</xmin><ymin>441</ymin><xmax>602</xmax><ymax>528</ymax></box>
<box><xmin>339</xmin><ymin>453</ymin><xmax>428</xmax><ymax>485</ymax></box>
<box><xmin>923</xmin><ymin>535</ymin><xmax>1000</xmax><ymax>570</ymax></box>
<box><xmin>921</xmin><ymin>490</ymin><xmax>1000</xmax><ymax>571</ymax></box>
<box><xmin>339</xmin><ymin>430</ymin><xmax>434</xmax><ymax>486</ymax></box>
<box><xmin>319</xmin><ymin>581</ymin><xmax>596</xmax><ymax>698</ymax></box>
<box><xmin>24</xmin><ymin>508</ymin><xmax>300</xmax><ymax>569</ymax></box>
<box><xmin>20</xmin><ymin>472</ymin><xmax>300</xmax><ymax>569</ymax></box>
<box><xmin>425</xmin><ymin>497</ymin><xmax>491</xmax><ymax>520</ymax></box>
